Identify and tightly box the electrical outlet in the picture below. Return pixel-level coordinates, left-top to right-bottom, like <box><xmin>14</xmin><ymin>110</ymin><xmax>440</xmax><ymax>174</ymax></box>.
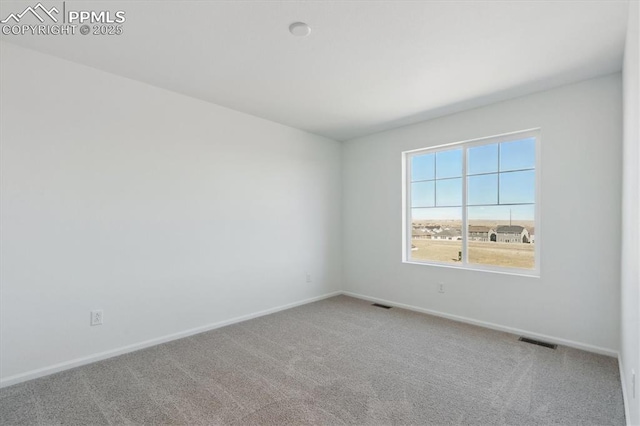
<box><xmin>90</xmin><ymin>310</ymin><xmax>103</xmax><ymax>326</ymax></box>
<box><xmin>306</xmin><ymin>273</ymin><xmax>312</xmax><ymax>283</ymax></box>
<box><xmin>438</xmin><ymin>282</ymin><xmax>445</xmax><ymax>293</ymax></box>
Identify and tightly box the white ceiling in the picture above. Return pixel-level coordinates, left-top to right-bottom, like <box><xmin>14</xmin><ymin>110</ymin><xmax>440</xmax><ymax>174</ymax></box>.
<box><xmin>0</xmin><ymin>1</ymin><xmax>630</xmax><ymax>141</ymax></box>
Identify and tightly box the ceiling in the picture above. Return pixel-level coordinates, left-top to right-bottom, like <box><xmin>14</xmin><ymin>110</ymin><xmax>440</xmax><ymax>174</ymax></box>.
<box><xmin>0</xmin><ymin>1</ymin><xmax>630</xmax><ymax>141</ymax></box>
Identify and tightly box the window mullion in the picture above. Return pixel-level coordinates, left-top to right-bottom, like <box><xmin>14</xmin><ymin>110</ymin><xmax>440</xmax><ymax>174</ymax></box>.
<box><xmin>462</xmin><ymin>148</ymin><xmax>468</xmax><ymax>266</ymax></box>
<box><xmin>497</xmin><ymin>145</ymin><xmax>501</xmax><ymax>205</ymax></box>
<box><xmin>406</xmin><ymin>155</ymin><xmax>413</xmax><ymax>260</ymax></box>
<box><xmin>433</xmin><ymin>155</ymin><xmax>437</xmax><ymax>206</ymax></box>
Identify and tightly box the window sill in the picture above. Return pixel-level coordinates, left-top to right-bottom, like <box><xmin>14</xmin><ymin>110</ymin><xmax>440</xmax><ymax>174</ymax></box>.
<box><xmin>402</xmin><ymin>260</ymin><xmax>540</xmax><ymax>278</ymax></box>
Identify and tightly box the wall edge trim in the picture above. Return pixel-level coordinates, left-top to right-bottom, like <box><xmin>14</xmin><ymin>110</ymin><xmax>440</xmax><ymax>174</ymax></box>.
<box><xmin>343</xmin><ymin>291</ymin><xmax>618</xmax><ymax>357</ymax></box>
<box><xmin>0</xmin><ymin>291</ymin><xmax>342</xmax><ymax>388</ymax></box>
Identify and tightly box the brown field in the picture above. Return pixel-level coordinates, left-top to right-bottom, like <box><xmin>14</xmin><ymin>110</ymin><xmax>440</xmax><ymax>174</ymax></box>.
<box><xmin>410</xmin><ymin>239</ymin><xmax>534</xmax><ymax>269</ymax></box>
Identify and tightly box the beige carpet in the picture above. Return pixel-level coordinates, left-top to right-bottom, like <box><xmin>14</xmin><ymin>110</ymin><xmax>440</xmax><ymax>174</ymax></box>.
<box><xmin>0</xmin><ymin>295</ymin><xmax>625</xmax><ymax>425</ymax></box>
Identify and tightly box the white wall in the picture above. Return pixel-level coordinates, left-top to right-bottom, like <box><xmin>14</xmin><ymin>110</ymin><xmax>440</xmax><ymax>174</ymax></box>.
<box><xmin>342</xmin><ymin>74</ymin><xmax>622</xmax><ymax>354</ymax></box>
<box><xmin>621</xmin><ymin>1</ymin><xmax>640</xmax><ymax>423</ymax></box>
<box><xmin>0</xmin><ymin>42</ymin><xmax>342</xmax><ymax>383</ymax></box>
<box><xmin>0</xmin><ymin>36</ymin><xmax>630</xmax><ymax>408</ymax></box>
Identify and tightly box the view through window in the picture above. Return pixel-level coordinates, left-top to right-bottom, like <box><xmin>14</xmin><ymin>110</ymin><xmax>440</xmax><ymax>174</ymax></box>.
<box><xmin>406</xmin><ymin>131</ymin><xmax>538</xmax><ymax>273</ymax></box>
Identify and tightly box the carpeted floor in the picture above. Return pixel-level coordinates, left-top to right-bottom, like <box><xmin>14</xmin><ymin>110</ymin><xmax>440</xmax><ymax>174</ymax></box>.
<box><xmin>0</xmin><ymin>295</ymin><xmax>625</xmax><ymax>425</ymax></box>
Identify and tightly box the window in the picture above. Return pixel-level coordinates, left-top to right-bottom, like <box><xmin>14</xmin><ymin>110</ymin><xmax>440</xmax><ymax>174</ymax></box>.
<box><xmin>404</xmin><ymin>130</ymin><xmax>539</xmax><ymax>275</ymax></box>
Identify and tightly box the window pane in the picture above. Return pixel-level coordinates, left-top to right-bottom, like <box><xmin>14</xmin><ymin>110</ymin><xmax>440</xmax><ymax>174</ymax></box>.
<box><xmin>500</xmin><ymin>138</ymin><xmax>535</xmax><ymax>171</ymax></box>
<box><xmin>468</xmin><ymin>143</ymin><xmax>498</xmax><ymax>175</ymax></box>
<box><xmin>467</xmin><ymin>205</ymin><xmax>535</xmax><ymax>270</ymax></box>
<box><xmin>411</xmin><ymin>181</ymin><xmax>435</xmax><ymax>207</ymax></box>
<box><xmin>436</xmin><ymin>178</ymin><xmax>462</xmax><ymax>206</ymax></box>
<box><xmin>499</xmin><ymin>170</ymin><xmax>535</xmax><ymax>204</ymax></box>
<box><xmin>468</xmin><ymin>174</ymin><xmax>498</xmax><ymax>206</ymax></box>
<box><xmin>411</xmin><ymin>207</ymin><xmax>462</xmax><ymax>264</ymax></box>
<box><xmin>411</xmin><ymin>153</ymin><xmax>435</xmax><ymax>181</ymax></box>
<box><xmin>435</xmin><ymin>149</ymin><xmax>462</xmax><ymax>179</ymax></box>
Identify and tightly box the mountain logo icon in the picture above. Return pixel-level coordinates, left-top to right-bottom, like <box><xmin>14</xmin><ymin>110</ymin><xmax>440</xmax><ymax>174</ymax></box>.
<box><xmin>1</xmin><ymin>3</ymin><xmax>59</xmax><ymax>24</ymax></box>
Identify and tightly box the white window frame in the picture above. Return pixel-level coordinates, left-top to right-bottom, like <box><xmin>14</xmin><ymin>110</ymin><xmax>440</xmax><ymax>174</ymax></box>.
<box><xmin>402</xmin><ymin>128</ymin><xmax>541</xmax><ymax>277</ymax></box>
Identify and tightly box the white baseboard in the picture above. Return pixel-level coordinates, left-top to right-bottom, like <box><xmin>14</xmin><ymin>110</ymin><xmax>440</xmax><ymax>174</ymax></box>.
<box><xmin>1</xmin><ymin>289</ymin><xmax>621</xmax><ymax>393</ymax></box>
<box><xmin>618</xmin><ymin>355</ymin><xmax>632</xmax><ymax>426</ymax></box>
<box><xmin>342</xmin><ymin>291</ymin><xmax>618</xmax><ymax>357</ymax></box>
<box><xmin>0</xmin><ymin>291</ymin><xmax>342</xmax><ymax>389</ymax></box>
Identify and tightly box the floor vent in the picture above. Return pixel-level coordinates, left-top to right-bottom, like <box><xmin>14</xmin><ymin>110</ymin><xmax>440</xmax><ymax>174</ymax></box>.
<box><xmin>372</xmin><ymin>303</ymin><xmax>392</xmax><ymax>309</ymax></box>
<box><xmin>518</xmin><ymin>336</ymin><xmax>557</xmax><ymax>349</ymax></box>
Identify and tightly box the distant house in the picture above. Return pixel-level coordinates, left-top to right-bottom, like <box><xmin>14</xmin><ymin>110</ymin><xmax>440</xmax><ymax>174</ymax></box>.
<box><xmin>412</xmin><ymin>224</ymin><xmax>530</xmax><ymax>243</ymax></box>
<box><xmin>412</xmin><ymin>224</ymin><xmax>445</xmax><ymax>239</ymax></box>
<box><xmin>494</xmin><ymin>225</ymin><xmax>530</xmax><ymax>243</ymax></box>
<box><xmin>413</xmin><ymin>224</ymin><xmax>442</xmax><ymax>233</ymax></box>
<box><xmin>412</xmin><ymin>228</ymin><xmax>432</xmax><ymax>240</ymax></box>
<box><xmin>468</xmin><ymin>225</ymin><xmax>492</xmax><ymax>241</ymax></box>
<box><xmin>432</xmin><ymin>228</ymin><xmax>462</xmax><ymax>241</ymax></box>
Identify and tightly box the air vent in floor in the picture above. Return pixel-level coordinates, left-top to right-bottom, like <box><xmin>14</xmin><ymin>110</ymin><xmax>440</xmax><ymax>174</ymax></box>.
<box><xmin>519</xmin><ymin>336</ymin><xmax>557</xmax><ymax>349</ymax></box>
<box><xmin>372</xmin><ymin>303</ymin><xmax>392</xmax><ymax>309</ymax></box>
